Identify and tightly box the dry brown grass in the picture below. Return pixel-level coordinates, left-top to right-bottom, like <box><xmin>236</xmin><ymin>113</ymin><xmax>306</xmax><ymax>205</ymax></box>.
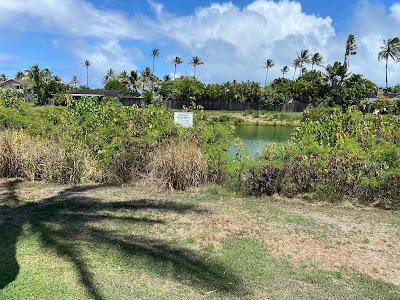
<box><xmin>149</xmin><ymin>141</ymin><xmax>206</xmax><ymax>190</ymax></box>
<box><xmin>0</xmin><ymin>130</ymin><xmax>96</xmax><ymax>183</ymax></box>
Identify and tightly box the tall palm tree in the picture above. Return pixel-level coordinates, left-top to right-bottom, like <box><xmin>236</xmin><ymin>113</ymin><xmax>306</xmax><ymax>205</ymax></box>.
<box><xmin>189</xmin><ymin>56</ymin><xmax>204</xmax><ymax>78</ymax></box>
<box><xmin>311</xmin><ymin>53</ymin><xmax>323</xmax><ymax>70</ymax></box>
<box><xmin>378</xmin><ymin>37</ymin><xmax>400</xmax><ymax>89</ymax></box>
<box><xmin>344</xmin><ymin>34</ymin><xmax>357</xmax><ymax>67</ymax></box>
<box><xmin>281</xmin><ymin>66</ymin><xmax>290</xmax><ymax>78</ymax></box>
<box><xmin>292</xmin><ymin>58</ymin><xmax>301</xmax><ymax>79</ymax></box>
<box><xmin>70</xmin><ymin>76</ymin><xmax>80</xmax><ymax>88</ymax></box>
<box><xmin>171</xmin><ymin>56</ymin><xmax>183</xmax><ymax>80</ymax></box>
<box><xmin>263</xmin><ymin>59</ymin><xmax>275</xmax><ymax>86</ymax></box>
<box><xmin>84</xmin><ymin>59</ymin><xmax>91</xmax><ymax>88</ymax></box>
<box><xmin>297</xmin><ymin>50</ymin><xmax>311</xmax><ymax>75</ymax></box>
<box><xmin>151</xmin><ymin>49</ymin><xmax>161</xmax><ymax>74</ymax></box>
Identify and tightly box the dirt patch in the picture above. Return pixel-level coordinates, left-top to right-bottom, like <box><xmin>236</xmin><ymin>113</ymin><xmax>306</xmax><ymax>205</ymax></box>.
<box><xmin>259</xmin><ymin>202</ymin><xmax>400</xmax><ymax>286</ymax></box>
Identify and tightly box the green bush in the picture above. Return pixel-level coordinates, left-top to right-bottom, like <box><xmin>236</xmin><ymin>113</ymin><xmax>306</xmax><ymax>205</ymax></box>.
<box><xmin>0</xmin><ymin>89</ymin><xmax>25</xmax><ymax>108</ymax></box>
<box><xmin>243</xmin><ymin>165</ymin><xmax>281</xmax><ymax>196</ymax></box>
<box><xmin>243</xmin><ymin>108</ymin><xmax>400</xmax><ymax>208</ymax></box>
<box><xmin>375</xmin><ymin>96</ymin><xmax>395</xmax><ymax>113</ymax></box>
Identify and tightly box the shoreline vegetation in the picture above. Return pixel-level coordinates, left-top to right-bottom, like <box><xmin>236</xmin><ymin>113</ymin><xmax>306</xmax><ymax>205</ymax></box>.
<box><xmin>200</xmin><ymin>110</ymin><xmax>303</xmax><ymax>127</ymax></box>
<box><xmin>1</xmin><ymin>94</ymin><xmax>399</xmax><ymax>209</ymax></box>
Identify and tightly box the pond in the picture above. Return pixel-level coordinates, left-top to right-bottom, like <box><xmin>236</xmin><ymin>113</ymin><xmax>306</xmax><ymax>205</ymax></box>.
<box><xmin>230</xmin><ymin>124</ymin><xmax>294</xmax><ymax>157</ymax></box>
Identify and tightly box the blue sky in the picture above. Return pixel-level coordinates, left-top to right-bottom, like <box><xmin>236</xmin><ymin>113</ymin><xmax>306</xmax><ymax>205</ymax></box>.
<box><xmin>1</xmin><ymin>0</ymin><xmax>400</xmax><ymax>87</ymax></box>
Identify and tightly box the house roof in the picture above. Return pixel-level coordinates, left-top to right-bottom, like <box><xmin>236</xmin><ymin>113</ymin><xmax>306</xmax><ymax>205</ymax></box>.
<box><xmin>0</xmin><ymin>78</ymin><xmax>24</xmax><ymax>87</ymax></box>
<box><xmin>67</xmin><ymin>89</ymin><xmax>140</xmax><ymax>99</ymax></box>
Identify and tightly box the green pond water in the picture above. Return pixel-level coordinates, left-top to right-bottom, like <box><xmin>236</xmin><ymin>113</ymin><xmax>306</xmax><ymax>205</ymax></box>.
<box><xmin>230</xmin><ymin>125</ymin><xmax>294</xmax><ymax>157</ymax></box>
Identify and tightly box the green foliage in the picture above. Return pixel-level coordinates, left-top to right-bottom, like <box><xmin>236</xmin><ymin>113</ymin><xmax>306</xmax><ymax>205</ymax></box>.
<box><xmin>27</xmin><ymin>65</ymin><xmax>70</xmax><ymax>105</ymax></box>
<box><xmin>160</xmin><ymin>76</ymin><xmax>205</xmax><ymax>102</ymax></box>
<box><xmin>243</xmin><ymin>108</ymin><xmax>400</xmax><ymax>208</ymax></box>
<box><xmin>59</xmin><ymin>96</ymin><xmax>230</xmax><ymax>183</ymax></box>
<box><xmin>104</xmin><ymin>79</ymin><xmax>129</xmax><ymax>93</ymax></box>
<box><xmin>375</xmin><ymin>96</ymin><xmax>395</xmax><ymax>113</ymax></box>
<box><xmin>0</xmin><ymin>89</ymin><xmax>25</xmax><ymax>108</ymax></box>
<box><xmin>243</xmin><ymin>165</ymin><xmax>281</xmax><ymax>196</ymax></box>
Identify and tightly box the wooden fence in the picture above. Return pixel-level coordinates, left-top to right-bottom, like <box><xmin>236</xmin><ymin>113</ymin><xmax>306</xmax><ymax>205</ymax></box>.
<box><xmin>162</xmin><ymin>100</ymin><xmax>309</xmax><ymax>112</ymax></box>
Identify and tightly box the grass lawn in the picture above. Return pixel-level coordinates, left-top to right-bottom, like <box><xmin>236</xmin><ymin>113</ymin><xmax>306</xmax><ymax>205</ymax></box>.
<box><xmin>1</xmin><ymin>179</ymin><xmax>400</xmax><ymax>299</ymax></box>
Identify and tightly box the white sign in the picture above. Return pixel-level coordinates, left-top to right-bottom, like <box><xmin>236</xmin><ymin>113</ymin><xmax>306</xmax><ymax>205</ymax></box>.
<box><xmin>174</xmin><ymin>112</ymin><xmax>194</xmax><ymax>128</ymax></box>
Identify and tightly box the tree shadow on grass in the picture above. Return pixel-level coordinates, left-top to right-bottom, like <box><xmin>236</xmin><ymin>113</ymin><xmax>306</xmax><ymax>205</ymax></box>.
<box><xmin>0</xmin><ymin>180</ymin><xmax>246</xmax><ymax>299</ymax></box>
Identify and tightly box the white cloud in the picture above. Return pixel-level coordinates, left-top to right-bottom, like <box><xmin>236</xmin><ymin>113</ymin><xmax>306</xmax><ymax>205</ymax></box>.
<box><xmin>149</xmin><ymin>0</ymin><xmax>335</xmax><ymax>81</ymax></box>
<box><xmin>0</xmin><ymin>0</ymin><xmax>148</xmax><ymax>39</ymax></box>
<box><xmin>68</xmin><ymin>39</ymin><xmax>143</xmax><ymax>84</ymax></box>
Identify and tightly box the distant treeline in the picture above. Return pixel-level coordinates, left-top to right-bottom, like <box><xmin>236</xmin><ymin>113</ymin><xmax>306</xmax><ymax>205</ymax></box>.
<box><xmin>158</xmin><ymin>70</ymin><xmax>378</xmax><ymax>108</ymax></box>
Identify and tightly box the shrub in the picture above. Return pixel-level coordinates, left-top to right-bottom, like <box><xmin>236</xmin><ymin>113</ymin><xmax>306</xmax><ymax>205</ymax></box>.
<box><xmin>149</xmin><ymin>141</ymin><xmax>206</xmax><ymax>190</ymax></box>
<box><xmin>0</xmin><ymin>89</ymin><xmax>25</xmax><ymax>108</ymax></box>
<box><xmin>245</xmin><ymin>108</ymin><xmax>400</xmax><ymax>208</ymax></box>
<box><xmin>375</xmin><ymin>96</ymin><xmax>395</xmax><ymax>113</ymax></box>
<box><xmin>243</xmin><ymin>165</ymin><xmax>281</xmax><ymax>196</ymax></box>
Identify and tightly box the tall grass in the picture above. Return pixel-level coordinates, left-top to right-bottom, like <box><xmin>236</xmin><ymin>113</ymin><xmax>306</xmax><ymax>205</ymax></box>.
<box><xmin>149</xmin><ymin>141</ymin><xmax>206</xmax><ymax>190</ymax></box>
<box><xmin>0</xmin><ymin>130</ymin><xmax>96</xmax><ymax>183</ymax></box>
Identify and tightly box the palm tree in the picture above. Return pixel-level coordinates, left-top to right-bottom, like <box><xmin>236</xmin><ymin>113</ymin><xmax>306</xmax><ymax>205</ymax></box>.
<box><xmin>164</xmin><ymin>74</ymin><xmax>172</xmax><ymax>81</ymax></box>
<box><xmin>118</xmin><ymin>71</ymin><xmax>129</xmax><ymax>85</ymax></box>
<box><xmin>311</xmin><ymin>53</ymin><xmax>323</xmax><ymax>70</ymax></box>
<box><xmin>171</xmin><ymin>56</ymin><xmax>183</xmax><ymax>80</ymax></box>
<box><xmin>151</xmin><ymin>49</ymin><xmax>161</xmax><ymax>74</ymax></box>
<box><xmin>140</xmin><ymin>67</ymin><xmax>154</xmax><ymax>90</ymax></box>
<box><xmin>292</xmin><ymin>58</ymin><xmax>301</xmax><ymax>79</ymax></box>
<box><xmin>84</xmin><ymin>59</ymin><xmax>91</xmax><ymax>88</ymax></box>
<box><xmin>28</xmin><ymin>65</ymin><xmax>43</xmax><ymax>104</ymax></box>
<box><xmin>189</xmin><ymin>56</ymin><xmax>204</xmax><ymax>78</ymax></box>
<box><xmin>0</xmin><ymin>74</ymin><xmax>6</xmax><ymax>81</ymax></box>
<box><xmin>15</xmin><ymin>71</ymin><xmax>25</xmax><ymax>80</ymax></box>
<box><xmin>129</xmin><ymin>70</ymin><xmax>139</xmax><ymax>92</ymax></box>
<box><xmin>325</xmin><ymin>62</ymin><xmax>350</xmax><ymax>105</ymax></box>
<box><xmin>70</xmin><ymin>76</ymin><xmax>80</xmax><ymax>88</ymax></box>
<box><xmin>344</xmin><ymin>34</ymin><xmax>357</xmax><ymax>67</ymax></box>
<box><xmin>281</xmin><ymin>66</ymin><xmax>289</xmax><ymax>78</ymax></box>
<box><xmin>378</xmin><ymin>38</ymin><xmax>400</xmax><ymax>89</ymax></box>
<box><xmin>297</xmin><ymin>50</ymin><xmax>311</xmax><ymax>75</ymax></box>
<box><xmin>103</xmin><ymin>68</ymin><xmax>115</xmax><ymax>84</ymax></box>
<box><xmin>263</xmin><ymin>59</ymin><xmax>275</xmax><ymax>86</ymax></box>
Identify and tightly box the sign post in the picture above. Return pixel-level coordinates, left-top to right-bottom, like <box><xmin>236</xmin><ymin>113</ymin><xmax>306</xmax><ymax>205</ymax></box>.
<box><xmin>174</xmin><ymin>112</ymin><xmax>194</xmax><ymax>128</ymax></box>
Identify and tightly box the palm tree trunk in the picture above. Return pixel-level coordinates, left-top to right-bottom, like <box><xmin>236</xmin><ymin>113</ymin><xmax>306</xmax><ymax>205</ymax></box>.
<box><xmin>174</xmin><ymin>65</ymin><xmax>177</xmax><ymax>80</ymax></box>
<box><xmin>152</xmin><ymin>57</ymin><xmax>155</xmax><ymax>74</ymax></box>
<box><xmin>264</xmin><ymin>68</ymin><xmax>269</xmax><ymax>87</ymax></box>
<box><xmin>293</xmin><ymin>68</ymin><xmax>297</xmax><ymax>80</ymax></box>
<box><xmin>311</xmin><ymin>63</ymin><xmax>314</xmax><ymax>71</ymax></box>
<box><xmin>385</xmin><ymin>59</ymin><xmax>388</xmax><ymax>90</ymax></box>
<box><xmin>194</xmin><ymin>66</ymin><xmax>196</xmax><ymax>78</ymax></box>
<box><xmin>86</xmin><ymin>67</ymin><xmax>89</xmax><ymax>88</ymax></box>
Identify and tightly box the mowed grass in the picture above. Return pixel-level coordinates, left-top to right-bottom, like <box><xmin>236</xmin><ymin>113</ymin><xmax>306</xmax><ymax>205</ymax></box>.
<box><xmin>1</xmin><ymin>180</ymin><xmax>400</xmax><ymax>299</ymax></box>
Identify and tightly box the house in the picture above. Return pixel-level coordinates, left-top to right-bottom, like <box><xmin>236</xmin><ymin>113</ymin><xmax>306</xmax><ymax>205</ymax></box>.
<box><xmin>0</xmin><ymin>78</ymin><xmax>32</xmax><ymax>99</ymax></box>
<box><xmin>66</xmin><ymin>89</ymin><xmax>144</xmax><ymax>106</ymax></box>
